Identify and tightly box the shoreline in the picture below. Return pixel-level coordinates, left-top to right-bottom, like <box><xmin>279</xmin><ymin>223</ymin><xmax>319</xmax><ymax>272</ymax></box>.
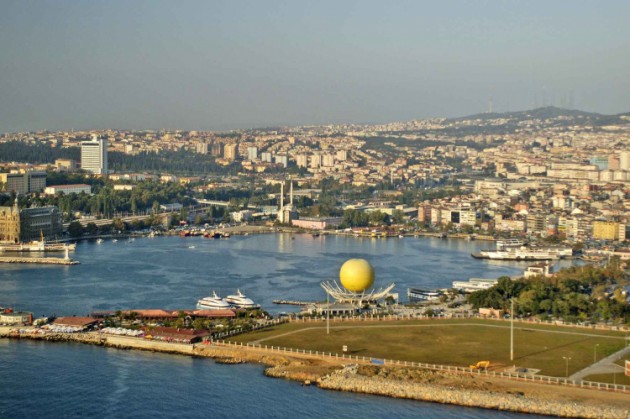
<box><xmin>2</xmin><ymin>329</ymin><xmax>628</xmax><ymax>418</ymax></box>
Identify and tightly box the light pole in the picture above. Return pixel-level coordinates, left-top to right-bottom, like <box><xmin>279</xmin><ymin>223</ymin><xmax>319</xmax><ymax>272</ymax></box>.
<box><xmin>563</xmin><ymin>356</ymin><xmax>571</xmax><ymax>378</ymax></box>
<box><xmin>326</xmin><ymin>291</ymin><xmax>330</xmax><ymax>335</ymax></box>
<box><xmin>510</xmin><ymin>298</ymin><xmax>514</xmax><ymax>362</ymax></box>
<box><xmin>594</xmin><ymin>343</ymin><xmax>599</xmax><ymax>364</ymax></box>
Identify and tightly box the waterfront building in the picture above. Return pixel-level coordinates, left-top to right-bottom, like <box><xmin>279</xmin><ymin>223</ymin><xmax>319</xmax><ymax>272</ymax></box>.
<box><xmin>19</xmin><ymin>206</ymin><xmax>63</xmax><ymax>242</ymax></box>
<box><xmin>291</xmin><ymin>216</ymin><xmax>343</xmax><ymax>230</ymax></box>
<box><xmin>0</xmin><ymin>308</ymin><xmax>33</xmax><ymax>325</ymax></box>
<box><xmin>0</xmin><ymin>199</ymin><xmax>20</xmax><ymax>243</ymax></box>
<box><xmin>0</xmin><ymin>199</ymin><xmax>63</xmax><ymax>243</ymax></box>
<box><xmin>81</xmin><ymin>136</ymin><xmax>108</xmax><ymax>175</ymax></box>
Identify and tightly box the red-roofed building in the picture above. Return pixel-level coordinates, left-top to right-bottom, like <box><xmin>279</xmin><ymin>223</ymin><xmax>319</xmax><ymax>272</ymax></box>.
<box><xmin>53</xmin><ymin>317</ymin><xmax>99</xmax><ymax>329</ymax></box>
<box><xmin>145</xmin><ymin>327</ymin><xmax>211</xmax><ymax>344</ymax></box>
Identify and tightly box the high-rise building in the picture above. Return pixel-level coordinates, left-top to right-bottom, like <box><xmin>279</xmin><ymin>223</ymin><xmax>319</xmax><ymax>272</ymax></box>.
<box><xmin>295</xmin><ymin>154</ymin><xmax>308</xmax><ymax>168</ymax></box>
<box><xmin>211</xmin><ymin>142</ymin><xmax>223</xmax><ymax>157</ymax></box>
<box><xmin>196</xmin><ymin>142</ymin><xmax>209</xmax><ymax>155</ymax></box>
<box><xmin>620</xmin><ymin>151</ymin><xmax>630</xmax><ymax>170</ymax></box>
<box><xmin>247</xmin><ymin>146</ymin><xmax>258</xmax><ymax>161</ymax></box>
<box><xmin>261</xmin><ymin>152</ymin><xmax>272</xmax><ymax>163</ymax></box>
<box><xmin>274</xmin><ymin>155</ymin><xmax>288</xmax><ymax>168</ymax></box>
<box><xmin>223</xmin><ymin>143</ymin><xmax>237</xmax><ymax>160</ymax></box>
<box><xmin>81</xmin><ymin>136</ymin><xmax>108</xmax><ymax>175</ymax></box>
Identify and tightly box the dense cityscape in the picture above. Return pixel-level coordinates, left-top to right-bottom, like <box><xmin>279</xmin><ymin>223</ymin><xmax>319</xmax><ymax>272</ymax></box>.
<box><xmin>2</xmin><ymin>2</ymin><xmax>630</xmax><ymax>418</ymax></box>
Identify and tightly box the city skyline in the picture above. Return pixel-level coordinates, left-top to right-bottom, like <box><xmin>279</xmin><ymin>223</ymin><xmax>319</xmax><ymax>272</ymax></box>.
<box><xmin>1</xmin><ymin>1</ymin><xmax>629</xmax><ymax>132</ymax></box>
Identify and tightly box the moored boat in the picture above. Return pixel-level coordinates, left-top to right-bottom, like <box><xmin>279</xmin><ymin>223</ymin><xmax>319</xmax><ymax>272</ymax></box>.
<box><xmin>196</xmin><ymin>291</ymin><xmax>232</xmax><ymax>310</ymax></box>
<box><xmin>224</xmin><ymin>289</ymin><xmax>260</xmax><ymax>309</ymax></box>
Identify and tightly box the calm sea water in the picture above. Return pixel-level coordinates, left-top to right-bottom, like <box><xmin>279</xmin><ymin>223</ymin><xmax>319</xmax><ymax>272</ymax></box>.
<box><xmin>0</xmin><ymin>235</ymin><xmax>556</xmax><ymax>418</ymax></box>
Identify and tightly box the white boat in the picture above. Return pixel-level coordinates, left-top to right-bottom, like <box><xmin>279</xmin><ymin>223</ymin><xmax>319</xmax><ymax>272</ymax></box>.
<box><xmin>196</xmin><ymin>291</ymin><xmax>232</xmax><ymax>310</ymax></box>
<box><xmin>224</xmin><ymin>289</ymin><xmax>260</xmax><ymax>309</ymax></box>
<box><xmin>96</xmin><ymin>239</ymin><xmax>104</xmax><ymax>244</ymax></box>
<box><xmin>0</xmin><ymin>241</ymin><xmax>76</xmax><ymax>252</ymax></box>
<box><xmin>473</xmin><ymin>246</ymin><xmax>572</xmax><ymax>261</ymax></box>
<box><xmin>496</xmin><ymin>239</ymin><xmax>525</xmax><ymax>249</ymax></box>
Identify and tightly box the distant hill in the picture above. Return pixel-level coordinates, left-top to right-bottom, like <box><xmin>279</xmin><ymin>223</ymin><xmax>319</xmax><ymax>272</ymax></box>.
<box><xmin>448</xmin><ymin>106</ymin><xmax>628</xmax><ymax>126</ymax></box>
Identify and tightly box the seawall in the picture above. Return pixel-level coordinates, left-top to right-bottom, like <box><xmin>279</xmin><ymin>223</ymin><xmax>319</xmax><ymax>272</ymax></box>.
<box><xmin>2</xmin><ymin>330</ymin><xmax>628</xmax><ymax>418</ymax></box>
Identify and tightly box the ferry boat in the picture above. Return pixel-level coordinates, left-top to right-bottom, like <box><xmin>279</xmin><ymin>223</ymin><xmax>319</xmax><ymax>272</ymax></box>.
<box><xmin>0</xmin><ymin>241</ymin><xmax>76</xmax><ymax>252</ymax></box>
<box><xmin>495</xmin><ymin>239</ymin><xmax>525</xmax><ymax>249</ymax></box>
<box><xmin>452</xmin><ymin>278</ymin><xmax>498</xmax><ymax>292</ymax></box>
<box><xmin>472</xmin><ymin>246</ymin><xmax>572</xmax><ymax>261</ymax></box>
<box><xmin>196</xmin><ymin>291</ymin><xmax>232</xmax><ymax>310</ymax></box>
<box><xmin>407</xmin><ymin>288</ymin><xmax>442</xmax><ymax>302</ymax></box>
<box><xmin>224</xmin><ymin>289</ymin><xmax>260</xmax><ymax>309</ymax></box>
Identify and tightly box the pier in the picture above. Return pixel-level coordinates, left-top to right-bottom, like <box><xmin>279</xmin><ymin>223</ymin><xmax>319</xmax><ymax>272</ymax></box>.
<box><xmin>272</xmin><ymin>299</ymin><xmax>313</xmax><ymax>306</ymax></box>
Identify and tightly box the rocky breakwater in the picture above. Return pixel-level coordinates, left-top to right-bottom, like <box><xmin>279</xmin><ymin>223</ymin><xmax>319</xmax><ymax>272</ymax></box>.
<box><xmin>0</xmin><ymin>256</ymin><xmax>79</xmax><ymax>265</ymax></box>
<box><xmin>318</xmin><ymin>364</ymin><xmax>629</xmax><ymax>419</ymax></box>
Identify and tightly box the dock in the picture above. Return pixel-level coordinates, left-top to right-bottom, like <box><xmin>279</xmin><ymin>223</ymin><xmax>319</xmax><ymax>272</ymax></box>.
<box><xmin>0</xmin><ymin>256</ymin><xmax>79</xmax><ymax>265</ymax></box>
<box><xmin>272</xmin><ymin>300</ymin><xmax>313</xmax><ymax>306</ymax></box>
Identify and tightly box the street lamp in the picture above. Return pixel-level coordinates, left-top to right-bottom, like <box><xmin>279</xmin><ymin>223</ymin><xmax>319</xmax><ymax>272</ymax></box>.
<box><xmin>594</xmin><ymin>343</ymin><xmax>599</xmax><ymax>364</ymax></box>
<box><xmin>562</xmin><ymin>356</ymin><xmax>571</xmax><ymax>378</ymax></box>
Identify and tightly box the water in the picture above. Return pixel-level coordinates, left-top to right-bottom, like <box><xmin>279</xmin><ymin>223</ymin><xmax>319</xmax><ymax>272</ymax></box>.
<box><xmin>0</xmin><ymin>234</ymin><xmax>557</xmax><ymax>418</ymax></box>
<box><xmin>0</xmin><ymin>234</ymin><xmax>542</xmax><ymax>317</ymax></box>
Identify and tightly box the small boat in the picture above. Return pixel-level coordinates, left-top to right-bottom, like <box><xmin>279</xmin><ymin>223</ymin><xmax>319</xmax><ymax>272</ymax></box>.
<box><xmin>112</xmin><ymin>239</ymin><xmax>118</xmax><ymax>243</ymax></box>
<box><xmin>96</xmin><ymin>238</ymin><xmax>104</xmax><ymax>244</ymax></box>
<box><xmin>188</xmin><ymin>245</ymin><xmax>196</xmax><ymax>249</ymax></box>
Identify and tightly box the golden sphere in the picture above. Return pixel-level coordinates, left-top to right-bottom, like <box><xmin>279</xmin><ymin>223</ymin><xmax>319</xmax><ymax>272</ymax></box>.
<box><xmin>339</xmin><ymin>259</ymin><xmax>375</xmax><ymax>293</ymax></box>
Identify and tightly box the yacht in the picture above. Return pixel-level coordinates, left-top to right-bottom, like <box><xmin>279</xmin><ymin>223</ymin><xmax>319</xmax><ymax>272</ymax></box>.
<box><xmin>224</xmin><ymin>289</ymin><xmax>260</xmax><ymax>309</ymax></box>
<box><xmin>196</xmin><ymin>291</ymin><xmax>232</xmax><ymax>310</ymax></box>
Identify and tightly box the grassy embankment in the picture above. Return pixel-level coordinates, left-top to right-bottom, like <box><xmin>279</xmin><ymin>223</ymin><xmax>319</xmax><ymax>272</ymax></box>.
<box><xmin>231</xmin><ymin>318</ymin><xmax>628</xmax><ymax>378</ymax></box>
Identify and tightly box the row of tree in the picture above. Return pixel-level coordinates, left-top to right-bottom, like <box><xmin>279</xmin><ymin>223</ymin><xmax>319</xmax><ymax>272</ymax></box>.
<box><xmin>468</xmin><ymin>260</ymin><xmax>629</xmax><ymax>324</ymax></box>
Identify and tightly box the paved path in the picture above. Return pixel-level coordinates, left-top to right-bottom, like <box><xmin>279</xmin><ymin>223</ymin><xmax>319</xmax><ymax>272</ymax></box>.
<box><xmin>569</xmin><ymin>344</ymin><xmax>630</xmax><ymax>381</ymax></box>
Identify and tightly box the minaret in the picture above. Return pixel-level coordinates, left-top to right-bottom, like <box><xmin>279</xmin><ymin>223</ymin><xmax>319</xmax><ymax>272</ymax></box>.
<box><xmin>279</xmin><ymin>182</ymin><xmax>284</xmax><ymax>217</ymax></box>
<box><xmin>290</xmin><ymin>180</ymin><xmax>293</xmax><ymax>206</ymax></box>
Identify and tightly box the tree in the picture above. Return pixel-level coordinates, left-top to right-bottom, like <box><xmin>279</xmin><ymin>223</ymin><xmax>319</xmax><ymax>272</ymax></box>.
<box><xmin>112</xmin><ymin>218</ymin><xmax>126</xmax><ymax>232</ymax></box>
<box><xmin>68</xmin><ymin>221</ymin><xmax>84</xmax><ymax>238</ymax></box>
<box><xmin>86</xmin><ymin>222</ymin><xmax>99</xmax><ymax>236</ymax></box>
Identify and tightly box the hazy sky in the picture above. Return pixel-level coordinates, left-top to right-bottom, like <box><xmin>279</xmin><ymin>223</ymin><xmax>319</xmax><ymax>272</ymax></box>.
<box><xmin>1</xmin><ymin>1</ymin><xmax>629</xmax><ymax>132</ymax></box>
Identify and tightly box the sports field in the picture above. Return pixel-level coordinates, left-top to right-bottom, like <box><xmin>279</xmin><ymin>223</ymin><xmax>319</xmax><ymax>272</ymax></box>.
<box><xmin>232</xmin><ymin>318</ymin><xmax>628</xmax><ymax>377</ymax></box>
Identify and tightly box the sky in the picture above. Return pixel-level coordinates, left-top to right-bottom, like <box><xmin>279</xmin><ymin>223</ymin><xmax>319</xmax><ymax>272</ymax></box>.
<box><xmin>1</xmin><ymin>0</ymin><xmax>629</xmax><ymax>132</ymax></box>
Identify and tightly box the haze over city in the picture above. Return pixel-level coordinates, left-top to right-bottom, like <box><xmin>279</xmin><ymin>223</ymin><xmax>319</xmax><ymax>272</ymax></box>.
<box><xmin>1</xmin><ymin>0</ymin><xmax>629</xmax><ymax>132</ymax></box>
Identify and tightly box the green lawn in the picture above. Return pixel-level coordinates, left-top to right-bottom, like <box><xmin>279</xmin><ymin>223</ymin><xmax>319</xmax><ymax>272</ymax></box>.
<box><xmin>583</xmin><ymin>373</ymin><xmax>630</xmax><ymax>386</ymax></box>
<box><xmin>231</xmin><ymin>319</ymin><xmax>627</xmax><ymax>377</ymax></box>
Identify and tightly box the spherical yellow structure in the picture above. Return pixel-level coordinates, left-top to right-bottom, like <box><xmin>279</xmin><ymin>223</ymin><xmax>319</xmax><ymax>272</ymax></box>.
<box><xmin>339</xmin><ymin>259</ymin><xmax>375</xmax><ymax>293</ymax></box>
